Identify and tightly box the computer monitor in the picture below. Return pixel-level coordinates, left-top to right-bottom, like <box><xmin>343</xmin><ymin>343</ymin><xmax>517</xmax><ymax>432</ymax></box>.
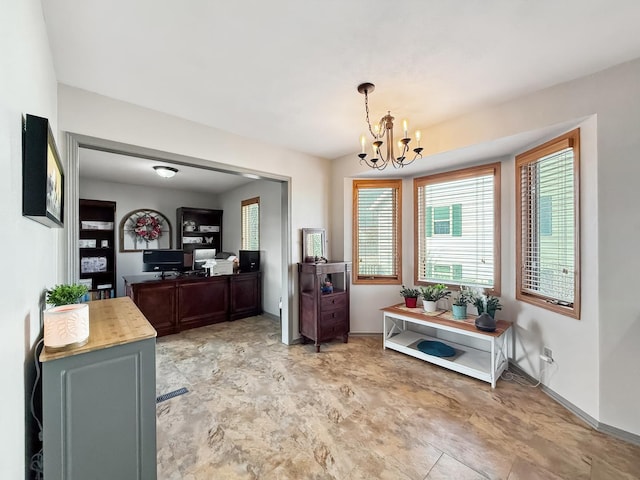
<box><xmin>142</xmin><ymin>249</ymin><xmax>184</xmax><ymax>277</ymax></box>
<box><xmin>193</xmin><ymin>248</ymin><xmax>217</xmax><ymax>270</ymax></box>
<box><xmin>239</xmin><ymin>250</ymin><xmax>260</xmax><ymax>272</ymax></box>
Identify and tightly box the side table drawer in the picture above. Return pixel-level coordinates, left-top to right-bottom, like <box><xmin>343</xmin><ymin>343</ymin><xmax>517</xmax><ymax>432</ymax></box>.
<box><xmin>320</xmin><ymin>293</ymin><xmax>347</xmax><ymax>310</ymax></box>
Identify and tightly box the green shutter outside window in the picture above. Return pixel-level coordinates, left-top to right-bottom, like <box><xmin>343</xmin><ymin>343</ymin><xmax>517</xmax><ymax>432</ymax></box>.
<box><xmin>452</xmin><ymin>204</ymin><xmax>462</xmax><ymax>237</ymax></box>
<box><xmin>426</xmin><ymin>206</ymin><xmax>433</xmax><ymax>237</ymax></box>
<box><xmin>453</xmin><ymin>264</ymin><xmax>463</xmax><ymax>280</ymax></box>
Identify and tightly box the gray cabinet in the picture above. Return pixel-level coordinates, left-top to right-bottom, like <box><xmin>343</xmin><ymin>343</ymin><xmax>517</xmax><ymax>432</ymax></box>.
<box><xmin>41</xmin><ymin>298</ymin><xmax>157</xmax><ymax>480</ymax></box>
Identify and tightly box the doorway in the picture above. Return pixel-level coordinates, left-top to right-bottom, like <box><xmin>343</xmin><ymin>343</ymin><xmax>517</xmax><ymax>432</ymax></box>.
<box><xmin>65</xmin><ymin>133</ymin><xmax>293</xmax><ymax>345</ymax></box>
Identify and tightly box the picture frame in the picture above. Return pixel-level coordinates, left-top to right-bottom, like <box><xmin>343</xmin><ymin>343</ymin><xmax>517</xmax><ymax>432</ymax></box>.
<box><xmin>79</xmin><ymin>239</ymin><xmax>97</xmax><ymax>248</ymax></box>
<box><xmin>22</xmin><ymin>114</ymin><xmax>64</xmax><ymax>227</ymax></box>
<box><xmin>119</xmin><ymin>208</ymin><xmax>172</xmax><ymax>252</ymax></box>
<box><xmin>302</xmin><ymin>228</ymin><xmax>326</xmax><ymax>262</ymax></box>
<box><xmin>80</xmin><ymin>256</ymin><xmax>107</xmax><ymax>274</ymax></box>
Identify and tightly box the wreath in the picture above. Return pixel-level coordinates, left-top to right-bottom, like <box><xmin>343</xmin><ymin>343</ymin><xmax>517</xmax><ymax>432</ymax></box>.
<box><xmin>134</xmin><ymin>213</ymin><xmax>163</xmax><ymax>241</ymax></box>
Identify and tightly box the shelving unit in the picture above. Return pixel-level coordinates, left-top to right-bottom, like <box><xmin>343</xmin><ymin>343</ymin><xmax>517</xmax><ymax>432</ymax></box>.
<box><xmin>382</xmin><ymin>304</ymin><xmax>511</xmax><ymax>388</ymax></box>
<box><xmin>79</xmin><ymin>199</ymin><xmax>116</xmax><ymax>298</ymax></box>
<box><xmin>176</xmin><ymin>207</ymin><xmax>223</xmax><ymax>254</ymax></box>
<box><xmin>298</xmin><ymin>261</ymin><xmax>351</xmax><ymax>352</ymax></box>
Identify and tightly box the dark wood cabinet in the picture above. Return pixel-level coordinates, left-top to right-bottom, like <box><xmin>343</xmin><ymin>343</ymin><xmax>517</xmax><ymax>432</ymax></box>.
<box><xmin>125</xmin><ymin>279</ymin><xmax>177</xmax><ymax>336</ymax></box>
<box><xmin>176</xmin><ymin>207</ymin><xmax>223</xmax><ymax>254</ymax></box>
<box><xmin>178</xmin><ymin>276</ymin><xmax>229</xmax><ymax>329</ymax></box>
<box><xmin>298</xmin><ymin>261</ymin><xmax>351</xmax><ymax>352</ymax></box>
<box><xmin>230</xmin><ymin>273</ymin><xmax>263</xmax><ymax>320</ymax></box>
<box><xmin>124</xmin><ymin>272</ymin><xmax>261</xmax><ymax>336</ymax></box>
<box><xmin>79</xmin><ymin>199</ymin><xmax>116</xmax><ymax>298</ymax></box>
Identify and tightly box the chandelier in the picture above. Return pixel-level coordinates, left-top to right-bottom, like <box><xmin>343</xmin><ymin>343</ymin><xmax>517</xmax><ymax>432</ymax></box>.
<box><xmin>356</xmin><ymin>82</ymin><xmax>423</xmax><ymax>170</ymax></box>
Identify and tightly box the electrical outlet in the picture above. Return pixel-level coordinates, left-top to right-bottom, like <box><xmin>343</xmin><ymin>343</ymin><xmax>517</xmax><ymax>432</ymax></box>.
<box><xmin>543</xmin><ymin>347</ymin><xmax>553</xmax><ymax>360</ymax></box>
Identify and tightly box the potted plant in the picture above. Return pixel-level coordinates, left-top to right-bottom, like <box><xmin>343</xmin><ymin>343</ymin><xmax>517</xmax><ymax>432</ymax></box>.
<box><xmin>46</xmin><ymin>283</ymin><xmax>89</xmax><ymax>307</ymax></box>
<box><xmin>451</xmin><ymin>285</ymin><xmax>473</xmax><ymax>320</ymax></box>
<box><xmin>400</xmin><ymin>285</ymin><xmax>421</xmax><ymax>308</ymax></box>
<box><xmin>419</xmin><ymin>284</ymin><xmax>450</xmax><ymax>312</ymax></box>
<box><xmin>44</xmin><ymin>284</ymin><xmax>91</xmax><ymax>351</ymax></box>
<box><xmin>472</xmin><ymin>292</ymin><xmax>502</xmax><ymax>319</ymax></box>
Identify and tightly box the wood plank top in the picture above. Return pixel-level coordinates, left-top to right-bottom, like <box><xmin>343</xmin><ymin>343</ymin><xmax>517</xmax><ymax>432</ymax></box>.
<box><xmin>382</xmin><ymin>303</ymin><xmax>511</xmax><ymax>337</ymax></box>
<box><xmin>40</xmin><ymin>297</ymin><xmax>157</xmax><ymax>362</ymax></box>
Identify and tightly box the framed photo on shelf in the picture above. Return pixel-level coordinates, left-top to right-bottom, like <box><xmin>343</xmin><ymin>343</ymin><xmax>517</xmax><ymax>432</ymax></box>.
<box><xmin>79</xmin><ymin>239</ymin><xmax>97</xmax><ymax>248</ymax></box>
<box><xmin>22</xmin><ymin>114</ymin><xmax>64</xmax><ymax>228</ymax></box>
<box><xmin>81</xmin><ymin>256</ymin><xmax>107</xmax><ymax>274</ymax></box>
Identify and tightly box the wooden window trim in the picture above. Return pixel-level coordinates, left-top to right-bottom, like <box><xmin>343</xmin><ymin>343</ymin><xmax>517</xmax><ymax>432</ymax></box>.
<box><xmin>352</xmin><ymin>179</ymin><xmax>402</xmax><ymax>285</ymax></box>
<box><xmin>515</xmin><ymin>129</ymin><xmax>580</xmax><ymax>319</ymax></box>
<box><xmin>241</xmin><ymin>196</ymin><xmax>260</xmax><ymax>250</ymax></box>
<box><xmin>413</xmin><ymin>162</ymin><xmax>501</xmax><ymax>295</ymax></box>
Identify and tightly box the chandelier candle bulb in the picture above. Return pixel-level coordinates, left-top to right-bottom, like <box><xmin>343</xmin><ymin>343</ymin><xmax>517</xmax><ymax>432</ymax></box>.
<box><xmin>403</xmin><ymin>119</ymin><xmax>408</xmax><ymax>138</ymax></box>
<box><xmin>416</xmin><ymin>130</ymin><xmax>421</xmax><ymax>147</ymax></box>
<box><xmin>360</xmin><ymin>135</ymin><xmax>366</xmax><ymax>153</ymax></box>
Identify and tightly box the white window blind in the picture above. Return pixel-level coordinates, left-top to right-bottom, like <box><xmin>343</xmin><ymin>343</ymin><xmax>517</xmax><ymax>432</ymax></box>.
<box><xmin>516</xmin><ymin>129</ymin><xmax>580</xmax><ymax>318</ymax></box>
<box><xmin>241</xmin><ymin>197</ymin><xmax>259</xmax><ymax>250</ymax></box>
<box><xmin>353</xmin><ymin>180</ymin><xmax>401</xmax><ymax>283</ymax></box>
<box><xmin>415</xmin><ymin>164</ymin><xmax>500</xmax><ymax>290</ymax></box>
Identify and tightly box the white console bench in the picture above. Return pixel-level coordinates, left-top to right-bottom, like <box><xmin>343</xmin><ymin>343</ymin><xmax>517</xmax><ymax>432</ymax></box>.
<box><xmin>382</xmin><ymin>304</ymin><xmax>512</xmax><ymax>388</ymax></box>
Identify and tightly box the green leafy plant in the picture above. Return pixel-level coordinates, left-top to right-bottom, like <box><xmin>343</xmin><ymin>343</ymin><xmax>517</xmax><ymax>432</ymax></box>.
<box><xmin>452</xmin><ymin>285</ymin><xmax>474</xmax><ymax>306</ymax></box>
<box><xmin>472</xmin><ymin>292</ymin><xmax>502</xmax><ymax>314</ymax></box>
<box><xmin>46</xmin><ymin>284</ymin><xmax>89</xmax><ymax>307</ymax></box>
<box><xmin>399</xmin><ymin>285</ymin><xmax>421</xmax><ymax>298</ymax></box>
<box><xmin>419</xmin><ymin>284</ymin><xmax>451</xmax><ymax>302</ymax></box>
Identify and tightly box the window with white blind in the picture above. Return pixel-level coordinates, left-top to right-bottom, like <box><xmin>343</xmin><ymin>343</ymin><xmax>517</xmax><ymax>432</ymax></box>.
<box><xmin>353</xmin><ymin>179</ymin><xmax>402</xmax><ymax>284</ymax></box>
<box><xmin>241</xmin><ymin>197</ymin><xmax>260</xmax><ymax>250</ymax></box>
<box><xmin>414</xmin><ymin>163</ymin><xmax>501</xmax><ymax>292</ymax></box>
<box><xmin>516</xmin><ymin>129</ymin><xmax>580</xmax><ymax>319</ymax></box>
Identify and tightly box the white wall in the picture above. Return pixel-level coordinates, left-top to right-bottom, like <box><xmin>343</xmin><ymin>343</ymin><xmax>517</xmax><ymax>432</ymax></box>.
<box><xmin>79</xmin><ymin>176</ymin><xmax>220</xmax><ymax>296</ymax></box>
<box><xmin>59</xmin><ymin>85</ymin><xmax>332</xmax><ymax>341</ymax></box>
<box><xmin>219</xmin><ymin>180</ymin><xmax>282</xmax><ymax>316</ymax></box>
<box><xmin>330</xmin><ymin>58</ymin><xmax>640</xmax><ymax>437</ymax></box>
<box><xmin>0</xmin><ymin>0</ymin><xmax>59</xmax><ymax>476</ymax></box>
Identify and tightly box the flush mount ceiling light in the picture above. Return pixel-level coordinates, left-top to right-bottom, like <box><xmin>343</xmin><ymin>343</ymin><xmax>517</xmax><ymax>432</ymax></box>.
<box><xmin>356</xmin><ymin>82</ymin><xmax>423</xmax><ymax>170</ymax></box>
<box><xmin>153</xmin><ymin>166</ymin><xmax>178</xmax><ymax>178</ymax></box>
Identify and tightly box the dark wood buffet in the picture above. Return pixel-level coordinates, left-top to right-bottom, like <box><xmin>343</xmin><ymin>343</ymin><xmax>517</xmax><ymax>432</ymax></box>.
<box><xmin>124</xmin><ymin>271</ymin><xmax>261</xmax><ymax>336</ymax></box>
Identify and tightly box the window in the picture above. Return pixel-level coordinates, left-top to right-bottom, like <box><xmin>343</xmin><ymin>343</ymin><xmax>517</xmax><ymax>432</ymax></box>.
<box><xmin>353</xmin><ymin>179</ymin><xmax>402</xmax><ymax>284</ymax></box>
<box><xmin>414</xmin><ymin>163</ymin><xmax>501</xmax><ymax>292</ymax></box>
<box><xmin>241</xmin><ymin>197</ymin><xmax>260</xmax><ymax>250</ymax></box>
<box><xmin>516</xmin><ymin>129</ymin><xmax>580</xmax><ymax>319</ymax></box>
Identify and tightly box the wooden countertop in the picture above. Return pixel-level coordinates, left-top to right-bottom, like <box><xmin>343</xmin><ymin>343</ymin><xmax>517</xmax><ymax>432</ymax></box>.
<box><xmin>40</xmin><ymin>297</ymin><xmax>157</xmax><ymax>362</ymax></box>
<box><xmin>382</xmin><ymin>303</ymin><xmax>511</xmax><ymax>337</ymax></box>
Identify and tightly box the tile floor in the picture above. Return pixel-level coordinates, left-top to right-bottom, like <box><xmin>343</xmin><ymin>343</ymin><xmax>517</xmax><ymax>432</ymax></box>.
<box><xmin>155</xmin><ymin>316</ymin><xmax>640</xmax><ymax>479</ymax></box>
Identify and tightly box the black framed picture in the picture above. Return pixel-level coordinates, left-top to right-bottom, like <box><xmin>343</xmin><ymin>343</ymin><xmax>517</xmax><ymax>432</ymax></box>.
<box><xmin>22</xmin><ymin>114</ymin><xmax>64</xmax><ymax>228</ymax></box>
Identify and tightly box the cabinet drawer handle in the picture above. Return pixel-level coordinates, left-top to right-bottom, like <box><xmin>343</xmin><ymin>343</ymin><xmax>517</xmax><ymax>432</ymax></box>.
<box><xmin>332</xmin><ymin>312</ymin><xmax>336</xmax><ymax>318</ymax></box>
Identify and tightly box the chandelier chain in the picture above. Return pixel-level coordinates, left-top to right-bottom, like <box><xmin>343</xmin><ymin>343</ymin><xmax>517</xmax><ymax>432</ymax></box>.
<box><xmin>364</xmin><ymin>91</ymin><xmax>380</xmax><ymax>139</ymax></box>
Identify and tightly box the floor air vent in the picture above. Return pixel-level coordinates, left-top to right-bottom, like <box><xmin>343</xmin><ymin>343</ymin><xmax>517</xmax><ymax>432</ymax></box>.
<box><xmin>156</xmin><ymin>387</ymin><xmax>189</xmax><ymax>404</ymax></box>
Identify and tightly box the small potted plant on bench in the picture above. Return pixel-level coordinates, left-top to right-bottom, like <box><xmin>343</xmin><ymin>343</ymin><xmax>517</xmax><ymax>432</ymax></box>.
<box><xmin>400</xmin><ymin>285</ymin><xmax>421</xmax><ymax>308</ymax></box>
<box><xmin>419</xmin><ymin>284</ymin><xmax>450</xmax><ymax>312</ymax></box>
<box><xmin>451</xmin><ymin>285</ymin><xmax>474</xmax><ymax>320</ymax></box>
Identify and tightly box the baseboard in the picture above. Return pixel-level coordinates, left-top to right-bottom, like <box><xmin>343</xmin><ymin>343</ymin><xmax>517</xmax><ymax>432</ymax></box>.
<box><xmin>508</xmin><ymin>361</ymin><xmax>640</xmax><ymax>447</ymax></box>
<box><xmin>260</xmin><ymin>312</ymin><xmax>279</xmax><ymax>322</ymax></box>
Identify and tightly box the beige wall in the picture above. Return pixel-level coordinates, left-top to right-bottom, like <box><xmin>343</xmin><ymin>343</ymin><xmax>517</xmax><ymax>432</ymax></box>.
<box><xmin>0</xmin><ymin>0</ymin><xmax>60</xmax><ymax>476</ymax></box>
<box><xmin>330</xmin><ymin>58</ymin><xmax>640</xmax><ymax>437</ymax></box>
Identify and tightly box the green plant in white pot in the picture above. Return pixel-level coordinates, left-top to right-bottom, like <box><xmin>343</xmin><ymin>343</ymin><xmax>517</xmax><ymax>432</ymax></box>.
<box><xmin>44</xmin><ymin>284</ymin><xmax>90</xmax><ymax>352</ymax></box>
<box><xmin>419</xmin><ymin>284</ymin><xmax>450</xmax><ymax>312</ymax></box>
<box><xmin>451</xmin><ymin>285</ymin><xmax>473</xmax><ymax>320</ymax></box>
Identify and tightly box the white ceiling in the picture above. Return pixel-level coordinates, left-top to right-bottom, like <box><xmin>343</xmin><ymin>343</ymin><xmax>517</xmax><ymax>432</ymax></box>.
<box><xmin>79</xmin><ymin>148</ymin><xmax>256</xmax><ymax>195</ymax></box>
<box><xmin>43</xmin><ymin>0</ymin><xmax>640</xmax><ymax>166</ymax></box>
